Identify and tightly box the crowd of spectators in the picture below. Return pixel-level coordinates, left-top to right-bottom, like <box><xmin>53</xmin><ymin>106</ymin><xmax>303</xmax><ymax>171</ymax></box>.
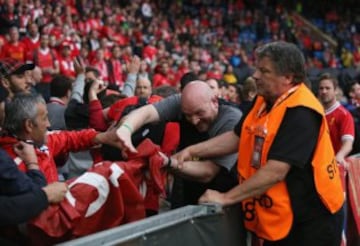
<box><xmin>0</xmin><ymin>0</ymin><xmax>360</xmax><ymax>244</ymax></box>
<box><xmin>0</xmin><ymin>0</ymin><xmax>357</xmax><ymax>95</ymax></box>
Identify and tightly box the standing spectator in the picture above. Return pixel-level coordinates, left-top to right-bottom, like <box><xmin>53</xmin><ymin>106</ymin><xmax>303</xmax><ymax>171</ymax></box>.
<box><xmin>135</xmin><ymin>77</ymin><xmax>153</xmax><ymax>98</ymax></box>
<box><xmin>47</xmin><ymin>75</ymin><xmax>73</xmax><ymax>130</ymax></box>
<box><xmin>206</xmin><ymin>61</ymin><xmax>223</xmax><ymax>81</ymax></box>
<box><xmin>153</xmin><ymin>61</ymin><xmax>172</xmax><ymax>88</ymax></box>
<box><xmin>107</xmin><ymin>45</ymin><xmax>124</xmax><ymax>91</ymax></box>
<box><xmin>58</xmin><ymin>41</ymin><xmax>75</xmax><ymax>79</ymax></box>
<box><xmin>30</xmin><ymin>33</ymin><xmax>59</xmax><ymax>102</ymax></box>
<box><xmin>239</xmin><ymin>76</ymin><xmax>257</xmax><ymax>113</ymax></box>
<box><xmin>29</xmin><ymin>66</ymin><xmax>42</xmax><ymax>95</ymax></box>
<box><xmin>22</xmin><ymin>23</ymin><xmax>41</xmax><ymax>61</ymax></box>
<box><xmin>223</xmin><ymin>64</ymin><xmax>238</xmax><ymax>84</ymax></box>
<box><xmin>142</xmin><ymin>38</ymin><xmax>157</xmax><ymax>64</ymax></box>
<box><xmin>0</xmin><ymin>93</ymin><xmax>122</xmax><ymax>183</ymax></box>
<box><xmin>0</xmin><ymin>58</ymin><xmax>35</xmax><ymax>99</ymax></box>
<box><xmin>138</xmin><ymin>60</ymin><xmax>150</xmax><ymax>81</ymax></box>
<box><xmin>227</xmin><ymin>84</ymin><xmax>243</xmax><ymax>105</ymax></box>
<box><xmin>318</xmin><ymin>73</ymin><xmax>354</xmax><ymax>165</ymax></box>
<box><xmin>2</xmin><ymin>27</ymin><xmax>26</xmax><ymax>62</ymax></box>
<box><xmin>206</xmin><ymin>78</ymin><xmax>222</xmax><ymax>98</ymax></box>
<box><xmin>91</xmin><ymin>48</ymin><xmax>109</xmax><ymax>84</ymax></box>
<box><xmin>116</xmin><ymin>81</ymin><xmax>242</xmax><ymax>207</ymax></box>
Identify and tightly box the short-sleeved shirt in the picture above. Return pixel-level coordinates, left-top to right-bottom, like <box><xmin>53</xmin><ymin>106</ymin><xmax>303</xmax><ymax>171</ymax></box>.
<box><xmin>155</xmin><ymin>94</ymin><xmax>243</xmax><ymax>206</ymax></box>
<box><xmin>325</xmin><ymin>101</ymin><xmax>354</xmax><ymax>153</ymax></box>
<box><xmin>155</xmin><ymin>94</ymin><xmax>242</xmax><ymax>171</ymax></box>
<box><xmin>234</xmin><ymin>106</ymin><xmax>330</xmax><ymax>223</ymax></box>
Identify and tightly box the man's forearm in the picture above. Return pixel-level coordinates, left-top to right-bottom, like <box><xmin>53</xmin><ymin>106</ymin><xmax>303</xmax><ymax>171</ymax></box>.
<box><xmin>222</xmin><ymin>159</ymin><xmax>290</xmax><ymax>206</ymax></box>
<box><xmin>169</xmin><ymin>160</ymin><xmax>220</xmax><ymax>183</ymax></box>
<box><xmin>122</xmin><ymin>73</ymin><xmax>137</xmax><ymax>97</ymax></box>
<box><xmin>119</xmin><ymin>104</ymin><xmax>160</xmax><ymax>132</ymax></box>
<box><xmin>190</xmin><ymin>131</ymin><xmax>239</xmax><ymax>159</ymax></box>
<box><xmin>336</xmin><ymin>139</ymin><xmax>354</xmax><ymax>163</ymax></box>
<box><xmin>71</xmin><ymin>74</ymin><xmax>85</xmax><ymax>102</ymax></box>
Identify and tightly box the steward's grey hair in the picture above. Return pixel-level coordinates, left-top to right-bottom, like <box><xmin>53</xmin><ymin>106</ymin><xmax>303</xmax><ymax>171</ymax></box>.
<box><xmin>255</xmin><ymin>41</ymin><xmax>306</xmax><ymax>84</ymax></box>
<box><xmin>4</xmin><ymin>93</ymin><xmax>45</xmax><ymax>135</ymax></box>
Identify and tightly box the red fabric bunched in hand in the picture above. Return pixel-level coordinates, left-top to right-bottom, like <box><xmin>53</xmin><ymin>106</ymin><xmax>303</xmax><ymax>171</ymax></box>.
<box><xmin>28</xmin><ymin>139</ymin><xmax>165</xmax><ymax>245</ymax></box>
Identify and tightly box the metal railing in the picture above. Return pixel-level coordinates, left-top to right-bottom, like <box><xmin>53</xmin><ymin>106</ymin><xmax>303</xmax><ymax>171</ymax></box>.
<box><xmin>57</xmin><ymin>204</ymin><xmax>246</xmax><ymax>246</ymax></box>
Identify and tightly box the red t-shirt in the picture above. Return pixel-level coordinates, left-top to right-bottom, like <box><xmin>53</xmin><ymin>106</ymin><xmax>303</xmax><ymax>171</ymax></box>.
<box><xmin>59</xmin><ymin>56</ymin><xmax>75</xmax><ymax>78</ymax></box>
<box><xmin>325</xmin><ymin>102</ymin><xmax>355</xmax><ymax>153</ymax></box>
<box><xmin>2</xmin><ymin>42</ymin><xmax>27</xmax><ymax>61</ymax></box>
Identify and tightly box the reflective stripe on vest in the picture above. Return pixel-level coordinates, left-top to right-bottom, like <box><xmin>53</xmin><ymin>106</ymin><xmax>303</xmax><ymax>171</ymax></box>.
<box><xmin>238</xmin><ymin>83</ymin><xmax>344</xmax><ymax>241</ymax></box>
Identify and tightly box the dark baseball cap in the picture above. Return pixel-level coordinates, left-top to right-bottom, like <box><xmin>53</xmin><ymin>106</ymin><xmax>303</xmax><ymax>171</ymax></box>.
<box><xmin>0</xmin><ymin>58</ymin><xmax>35</xmax><ymax>79</ymax></box>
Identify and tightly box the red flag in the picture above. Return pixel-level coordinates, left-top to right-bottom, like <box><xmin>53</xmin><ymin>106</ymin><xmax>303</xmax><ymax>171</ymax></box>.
<box><xmin>29</xmin><ymin>139</ymin><xmax>165</xmax><ymax>245</ymax></box>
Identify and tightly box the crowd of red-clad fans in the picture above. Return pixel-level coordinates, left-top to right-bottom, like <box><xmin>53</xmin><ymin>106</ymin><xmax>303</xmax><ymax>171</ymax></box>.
<box><xmin>0</xmin><ymin>0</ymin><xmax>358</xmax><ymax>92</ymax></box>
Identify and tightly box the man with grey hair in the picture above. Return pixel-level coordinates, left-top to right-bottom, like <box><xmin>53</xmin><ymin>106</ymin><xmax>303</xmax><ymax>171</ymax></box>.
<box><xmin>0</xmin><ymin>93</ymin><xmax>123</xmax><ymax>183</ymax></box>
<box><xmin>173</xmin><ymin>41</ymin><xmax>344</xmax><ymax>245</ymax></box>
<box><xmin>116</xmin><ymin>81</ymin><xmax>242</xmax><ymax>207</ymax></box>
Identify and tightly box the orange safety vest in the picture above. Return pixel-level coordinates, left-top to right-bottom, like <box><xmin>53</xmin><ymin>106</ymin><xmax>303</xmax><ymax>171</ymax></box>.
<box><xmin>238</xmin><ymin>83</ymin><xmax>344</xmax><ymax>241</ymax></box>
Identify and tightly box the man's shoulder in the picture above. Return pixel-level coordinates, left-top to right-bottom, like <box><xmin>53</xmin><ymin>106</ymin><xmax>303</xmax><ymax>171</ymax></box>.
<box><xmin>154</xmin><ymin>94</ymin><xmax>181</xmax><ymax>110</ymax></box>
<box><xmin>47</xmin><ymin>102</ymin><xmax>65</xmax><ymax>110</ymax></box>
<box><xmin>218</xmin><ymin>103</ymin><xmax>242</xmax><ymax>118</ymax></box>
<box><xmin>327</xmin><ymin>103</ymin><xmax>353</xmax><ymax>118</ymax></box>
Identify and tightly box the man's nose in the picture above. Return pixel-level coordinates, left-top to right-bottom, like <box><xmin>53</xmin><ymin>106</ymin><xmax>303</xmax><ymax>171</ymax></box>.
<box><xmin>252</xmin><ymin>69</ymin><xmax>261</xmax><ymax>79</ymax></box>
<box><xmin>26</xmin><ymin>74</ymin><xmax>34</xmax><ymax>84</ymax></box>
<box><xmin>189</xmin><ymin>116</ymin><xmax>200</xmax><ymax>126</ymax></box>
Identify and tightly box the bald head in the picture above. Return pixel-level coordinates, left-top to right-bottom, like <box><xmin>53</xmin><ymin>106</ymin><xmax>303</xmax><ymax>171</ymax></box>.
<box><xmin>32</xmin><ymin>66</ymin><xmax>43</xmax><ymax>84</ymax></box>
<box><xmin>181</xmin><ymin>81</ymin><xmax>215</xmax><ymax>107</ymax></box>
<box><xmin>181</xmin><ymin>81</ymin><xmax>218</xmax><ymax>132</ymax></box>
<box><xmin>135</xmin><ymin>77</ymin><xmax>152</xmax><ymax>98</ymax></box>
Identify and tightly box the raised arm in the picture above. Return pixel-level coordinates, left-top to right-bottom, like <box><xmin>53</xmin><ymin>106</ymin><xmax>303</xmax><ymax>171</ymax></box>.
<box><xmin>115</xmin><ymin>104</ymin><xmax>160</xmax><ymax>153</ymax></box>
<box><xmin>122</xmin><ymin>56</ymin><xmax>141</xmax><ymax>97</ymax></box>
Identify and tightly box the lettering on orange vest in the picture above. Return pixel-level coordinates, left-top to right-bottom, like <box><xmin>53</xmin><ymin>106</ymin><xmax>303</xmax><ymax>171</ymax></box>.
<box><xmin>238</xmin><ymin>83</ymin><xmax>344</xmax><ymax>241</ymax></box>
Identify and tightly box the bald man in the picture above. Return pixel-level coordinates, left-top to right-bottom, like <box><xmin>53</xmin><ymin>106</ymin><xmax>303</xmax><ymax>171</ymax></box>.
<box><xmin>135</xmin><ymin>77</ymin><xmax>152</xmax><ymax>98</ymax></box>
<box><xmin>116</xmin><ymin>81</ymin><xmax>242</xmax><ymax>207</ymax></box>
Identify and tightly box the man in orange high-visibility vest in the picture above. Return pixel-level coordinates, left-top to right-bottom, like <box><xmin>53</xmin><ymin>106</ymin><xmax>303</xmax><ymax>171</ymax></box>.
<box><xmin>172</xmin><ymin>41</ymin><xmax>345</xmax><ymax>246</ymax></box>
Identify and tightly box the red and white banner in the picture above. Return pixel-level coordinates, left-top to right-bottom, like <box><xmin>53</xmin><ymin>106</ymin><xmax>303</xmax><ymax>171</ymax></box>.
<box><xmin>28</xmin><ymin>139</ymin><xmax>165</xmax><ymax>245</ymax></box>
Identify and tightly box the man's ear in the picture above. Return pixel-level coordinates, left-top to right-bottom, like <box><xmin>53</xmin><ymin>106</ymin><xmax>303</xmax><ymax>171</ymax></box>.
<box><xmin>0</xmin><ymin>78</ymin><xmax>10</xmax><ymax>90</ymax></box>
<box><xmin>211</xmin><ymin>95</ymin><xmax>219</xmax><ymax>109</ymax></box>
<box><xmin>284</xmin><ymin>74</ymin><xmax>295</xmax><ymax>85</ymax></box>
<box><xmin>24</xmin><ymin>119</ymin><xmax>34</xmax><ymax>134</ymax></box>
